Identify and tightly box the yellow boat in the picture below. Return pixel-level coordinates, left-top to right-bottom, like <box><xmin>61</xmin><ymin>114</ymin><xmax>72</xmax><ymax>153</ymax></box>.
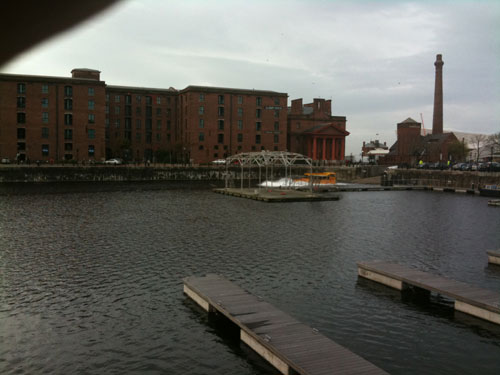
<box><xmin>295</xmin><ymin>172</ymin><xmax>336</xmax><ymax>185</ymax></box>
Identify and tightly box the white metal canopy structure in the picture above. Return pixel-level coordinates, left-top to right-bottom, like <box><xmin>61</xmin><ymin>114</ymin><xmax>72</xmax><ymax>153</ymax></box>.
<box><xmin>224</xmin><ymin>151</ymin><xmax>313</xmax><ymax>190</ymax></box>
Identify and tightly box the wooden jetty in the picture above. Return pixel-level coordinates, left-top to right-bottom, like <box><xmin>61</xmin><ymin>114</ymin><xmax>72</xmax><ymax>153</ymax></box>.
<box><xmin>487</xmin><ymin>250</ymin><xmax>500</xmax><ymax>265</ymax></box>
<box><xmin>357</xmin><ymin>261</ymin><xmax>500</xmax><ymax>325</ymax></box>
<box><xmin>184</xmin><ymin>274</ymin><xmax>387</xmax><ymax>375</ymax></box>
<box><xmin>488</xmin><ymin>199</ymin><xmax>500</xmax><ymax>207</ymax></box>
<box><xmin>213</xmin><ymin>188</ymin><xmax>340</xmax><ymax>202</ymax></box>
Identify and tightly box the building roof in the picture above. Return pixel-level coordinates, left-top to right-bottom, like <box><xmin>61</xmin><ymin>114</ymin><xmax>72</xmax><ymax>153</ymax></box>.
<box><xmin>0</xmin><ymin>72</ymin><xmax>106</xmax><ymax>85</ymax></box>
<box><xmin>399</xmin><ymin>117</ymin><xmax>419</xmax><ymax>124</ymax></box>
<box><xmin>106</xmin><ymin>84</ymin><xmax>178</xmax><ymax>93</ymax></box>
<box><xmin>71</xmin><ymin>68</ymin><xmax>101</xmax><ymax>73</ymax></box>
<box><xmin>302</xmin><ymin>123</ymin><xmax>350</xmax><ymax>136</ymax></box>
<box><xmin>180</xmin><ymin>85</ymin><xmax>287</xmax><ymax>96</ymax></box>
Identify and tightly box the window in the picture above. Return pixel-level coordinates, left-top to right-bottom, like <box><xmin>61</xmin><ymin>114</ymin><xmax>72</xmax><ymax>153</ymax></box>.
<box><xmin>238</xmin><ymin>108</ymin><xmax>243</xmax><ymax>117</ymax></box>
<box><xmin>115</xmin><ymin>95</ymin><xmax>120</xmax><ymax>103</ymax></box>
<box><xmin>155</xmin><ymin>133</ymin><xmax>160</xmax><ymax>142</ymax></box>
<box><xmin>256</xmin><ymin>97</ymin><xmax>262</xmax><ymax>106</ymax></box>
<box><xmin>274</xmin><ymin>134</ymin><xmax>279</xmax><ymax>143</ymax></box>
<box><xmin>64</xmin><ymin>154</ymin><xmax>73</xmax><ymax>160</ymax></box>
<box><xmin>199</xmin><ymin>132</ymin><xmax>205</xmax><ymax>141</ymax></box>
<box><xmin>274</xmin><ymin>97</ymin><xmax>280</xmax><ymax>105</ymax></box>
<box><xmin>146</xmin><ymin>119</ymin><xmax>152</xmax><ymax>130</ymax></box>
<box><xmin>166</xmin><ymin>108</ymin><xmax>171</xmax><ymax>117</ymax></box>
<box><xmin>125</xmin><ymin>95</ymin><xmax>132</xmax><ymax>105</ymax></box>
<box><xmin>156</xmin><ymin>108</ymin><xmax>161</xmax><ymax>116</ymax></box>
<box><xmin>218</xmin><ymin>106</ymin><xmax>224</xmax><ymax>117</ymax></box>
<box><xmin>146</xmin><ymin>132</ymin><xmax>152</xmax><ymax>144</ymax></box>
<box><xmin>199</xmin><ymin>93</ymin><xmax>205</xmax><ymax>102</ymax></box>
<box><xmin>42</xmin><ymin>97</ymin><xmax>49</xmax><ymax>107</ymax></box>
<box><xmin>237</xmin><ymin>145</ymin><xmax>242</xmax><ymax>150</ymax></box>
<box><xmin>17</xmin><ymin>128</ymin><xmax>26</xmax><ymax>139</ymax></box>
<box><xmin>218</xmin><ymin>95</ymin><xmax>224</xmax><ymax>104</ymax></box>
<box><xmin>136</xmin><ymin>95</ymin><xmax>141</xmax><ymax>103</ymax></box>
<box><xmin>64</xmin><ymin>114</ymin><xmax>72</xmax><ymax>125</ymax></box>
<box><xmin>89</xmin><ymin>100</ymin><xmax>95</xmax><ymax>110</ymax></box>
<box><xmin>136</xmin><ymin>133</ymin><xmax>141</xmax><ymax>142</ymax></box>
<box><xmin>199</xmin><ymin>145</ymin><xmax>204</xmax><ymax>150</ymax></box>
<box><xmin>42</xmin><ymin>127</ymin><xmax>49</xmax><ymax>138</ymax></box>
<box><xmin>136</xmin><ymin>106</ymin><xmax>141</xmax><ymax>115</ymax></box>
<box><xmin>64</xmin><ymin>99</ymin><xmax>72</xmax><ymax>110</ymax></box>
<box><xmin>274</xmin><ymin>122</ymin><xmax>279</xmax><ymax>131</ymax></box>
<box><xmin>17</xmin><ymin>113</ymin><xmax>26</xmax><ymax>123</ymax></box>
<box><xmin>88</xmin><ymin>145</ymin><xmax>95</xmax><ymax>156</ymax></box>
<box><xmin>88</xmin><ymin>114</ymin><xmax>95</xmax><ymax>123</ymax></box>
<box><xmin>157</xmin><ymin>120</ymin><xmax>162</xmax><ymax>129</ymax></box>
<box><xmin>214</xmin><ymin>153</ymin><xmax>218</xmax><ymax>158</ymax></box>
<box><xmin>256</xmin><ymin>122</ymin><xmax>261</xmax><ymax>131</ymax></box>
<box><xmin>256</xmin><ymin>109</ymin><xmax>261</xmax><ymax>118</ymax></box>
<box><xmin>64</xmin><ymin>143</ymin><xmax>73</xmax><ymax>151</ymax></box>
<box><xmin>64</xmin><ymin>86</ymin><xmax>72</xmax><ymax>97</ymax></box>
<box><xmin>123</xmin><ymin>118</ymin><xmax>131</xmax><ymax>129</ymax></box>
<box><xmin>218</xmin><ymin>134</ymin><xmax>224</xmax><ymax>144</ymax></box>
<box><xmin>199</xmin><ymin>106</ymin><xmax>204</xmax><ymax>115</ymax></box>
<box><xmin>214</xmin><ymin>145</ymin><xmax>219</xmax><ymax>150</ymax></box>
<box><xmin>125</xmin><ymin>106</ymin><xmax>132</xmax><ymax>116</ymax></box>
<box><xmin>41</xmin><ymin>84</ymin><xmax>48</xmax><ymax>94</ymax></box>
<box><xmin>17</xmin><ymin>142</ymin><xmax>26</xmax><ymax>151</ymax></box>
<box><xmin>146</xmin><ymin>96</ymin><xmax>152</xmax><ymax>105</ymax></box>
<box><xmin>88</xmin><ymin>129</ymin><xmax>96</xmax><ymax>139</ymax></box>
<box><xmin>238</xmin><ymin>120</ymin><xmax>243</xmax><ymax>130</ymax></box>
<box><xmin>199</xmin><ymin>119</ymin><xmax>204</xmax><ymax>128</ymax></box>
<box><xmin>42</xmin><ymin>144</ymin><xmax>49</xmax><ymax>156</ymax></box>
<box><xmin>88</xmin><ymin>87</ymin><xmax>94</xmax><ymax>96</ymax></box>
<box><xmin>64</xmin><ymin>129</ymin><xmax>73</xmax><ymax>140</ymax></box>
<box><xmin>105</xmin><ymin>118</ymin><xmax>110</xmax><ymax>128</ymax></box>
<box><xmin>274</xmin><ymin>110</ymin><xmax>279</xmax><ymax>118</ymax></box>
<box><xmin>256</xmin><ymin>134</ymin><xmax>261</xmax><ymax>144</ymax></box>
<box><xmin>17</xmin><ymin>97</ymin><xmax>26</xmax><ymax>108</ymax></box>
<box><xmin>105</xmin><ymin>105</ymin><xmax>110</xmax><ymax>114</ymax></box>
<box><xmin>237</xmin><ymin>133</ymin><xmax>243</xmax><ymax>142</ymax></box>
<box><xmin>156</xmin><ymin>96</ymin><xmax>161</xmax><ymax>104</ymax></box>
<box><xmin>136</xmin><ymin>119</ymin><xmax>141</xmax><ymax>129</ymax></box>
<box><xmin>42</xmin><ymin>112</ymin><xmax>49</xmax><ymax>123</ymax></box>
<box><xmin>218</xmin><ymin>120</ymin><xmax>224</xmax><ymax>130</ymax></box>
<box><xmin>115</xmin><ymin>119</ymin><xmax>121</xmax><ymax>128</ymax></box>
<box><xmin>115</xmin><ymin>106</ymin><xmax>120</xmax><ymax>114</ymax></box>
<box><xmin>17</xmin><ymin>83</ymin><xmax>26</xmax><ymax>94</ymax></box>
<box><xmin>167</xmin><ymin>134</ymin><xmax>171</xmax><ymax>141</ymax></box>
<box><xmin>167</xmin><ymin>120</ymin><xmax>171</xmax><ymax>130</ymax></box>
<box><xmin>106</xmin><ymin>94</ymin><xmax>110</xmax><ymax>102</ymax></box>
<box><xmin>238</xmin><ymin>96</ymin><xmax>243</xmax><ymax>104</ymax></box>
<box><xmin>146</xmin><ymin>106</ymin><xmax>152</xmax><ymax>117</ymax></box>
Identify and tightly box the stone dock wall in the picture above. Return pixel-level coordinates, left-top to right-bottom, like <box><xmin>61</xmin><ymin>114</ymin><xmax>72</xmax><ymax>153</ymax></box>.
<box><xmin>385</xmin><ymin>169</ymin><xmax>500</xmax><ymax>188</ymax></box>
<box><xmin>0</xmin><ymin>165</ymin><xmax>386</xmax><ymax>183</ymax></box>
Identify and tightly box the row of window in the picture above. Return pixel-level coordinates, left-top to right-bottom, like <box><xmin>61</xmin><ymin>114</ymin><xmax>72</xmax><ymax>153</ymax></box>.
<box><xmin>106</xmin><ymin>94</ymin><xmax>173</xmax><ymax>105</ymax></box>
<box><xmin>36</xmin><ymin>144</ymin><xmax>95</xmax><ymax>157</ymax></box>
<box><xmin>105</xmin><ymin>105</ymin><xmax>172</xmax><ymax>117</ymax></box>
<box><xmin>198</xmin><ymin>106</ymin><xmax>279</xmax><ymax>118</ymax></box>
<box><xmin>198</xmin><ymin>133</ymin><xmax>279</xmax><ymax>144</ymax></box>
<box><xmin>16</xmin><ymin>127</ymin><xmax>96</xmax><ymax>140</ymax></box>
<box><xmin>17</xmin><ymin>83</ymin><xmax>96</xmax><ymax>97</ymax></box>
<box><xmin>199</xmin><ymin>94</ymin><xmax>280</xmax><ymax>107</ymax></box>
<box><xmin>17</xmin><ymin>112</ymin><xmax>96</xmax><ymax>125</ymax></box>
<box><xmin>107</xmin><ymin>131</ymin><xmax>170</xmax><ymax>144</ymax></box>
<box><xmin>105</xmin><ymin>118</ymin><xmax>172</xmax><ymax>130</ymax></box>
<box><xmin>198</xmin><ymin>119</ymin><xmax>280</xmax><ymax>131</ymax></box>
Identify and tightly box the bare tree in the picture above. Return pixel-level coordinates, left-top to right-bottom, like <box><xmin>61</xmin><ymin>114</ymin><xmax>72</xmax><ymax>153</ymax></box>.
<box><xmin>487</xmin><ymin>132</ymin><xmax>500</xmax><ymax>160</ymax></box>
<box><xmin>469</xmin><ymin>134</ymin><xmax>487</xmax><ymax>163</ymax></box>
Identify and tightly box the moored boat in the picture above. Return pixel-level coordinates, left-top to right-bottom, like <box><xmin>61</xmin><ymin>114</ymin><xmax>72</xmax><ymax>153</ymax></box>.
<box><xmin>479</xmin><ymin>185</ymin><xmax>500</xmax><ymax>197</ymax></box>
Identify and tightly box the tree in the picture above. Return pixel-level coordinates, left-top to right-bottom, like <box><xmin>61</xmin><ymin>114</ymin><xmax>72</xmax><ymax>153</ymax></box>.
<box><xmin>470</xmin><ymin>134</ymin><xmax>487</xmax><ymax>163</ymax></box>
<box><xmin>487</xmin><ymin>132</ymin><xmax>500</xmax><ymax>161</ymax></box>
<box><xmin>448</xmin><ymin>140</ymin><xmax>468</xmax><ymax>162</ymax></box>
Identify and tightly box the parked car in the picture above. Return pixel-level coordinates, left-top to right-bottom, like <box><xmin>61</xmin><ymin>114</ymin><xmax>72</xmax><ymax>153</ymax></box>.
<box><xmin>104</xmin><ymin>158</ymin><xmax>123</xmax><ymax>165</ymax></box>
<box><xmin>1</xmin><ymin>158</ymin><xmax>11</xmax><ymax>164</ymax></box>
<box><xmin>211</xmin><ymin>159</ymin><xmax>226</xmax><ymax>165</ymax></box>
<box><xmin>452</xmin><ymin>162</ymin><xmax>465</xmax><ymax>170</ymax></box>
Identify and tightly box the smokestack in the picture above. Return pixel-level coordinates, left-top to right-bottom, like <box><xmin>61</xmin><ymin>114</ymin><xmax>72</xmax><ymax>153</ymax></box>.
<box><xmin>432</xmin><ymin>54</ymin><xmax>444</xmax><ymax>134</ymax></box>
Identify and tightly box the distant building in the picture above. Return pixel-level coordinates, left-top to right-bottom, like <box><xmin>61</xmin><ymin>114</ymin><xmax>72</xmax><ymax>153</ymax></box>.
<box><xmin>382</xmin><ymin>117</ymin><xmax>458</xmax><ymax>165</ymax></box>
<box><xmin>287</xmin><ymin>98</ymin><xmax>349</xmax><ymax>161</ymax></box>
<box><xmin>362</xmin><ymin>139</ymin><xmax>388</xmax><ymax>160</ymax></box>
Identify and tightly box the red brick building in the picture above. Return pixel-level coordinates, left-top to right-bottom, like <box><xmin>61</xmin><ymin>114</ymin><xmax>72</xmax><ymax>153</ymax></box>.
<box><xmin>0</xmin><ymin>69</ymin><xmax>106</xmax><ymax>162</ymax></box>
<box><xmin>1</xmin><ymin>70</ymin><xmax>349</xmax><ymax>164</ymax></box>
<box><xmin>105</xmin><ymin>85</ymin><xmax>178</xmax><ymax>162</ymax></box>
<box><xmin>179</xmin><ymin>86</ymin><xmax>288</xmax><ymax>163</ymax></box>
<box><xmin>287</xmin><ymin>98</ymin><xmax>348</xmax><ymax>161</ymax></box>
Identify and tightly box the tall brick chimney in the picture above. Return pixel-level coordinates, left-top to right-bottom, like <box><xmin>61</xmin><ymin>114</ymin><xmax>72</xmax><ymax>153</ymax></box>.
<box><xmin>432</xmin><ymin>54</ymin><xmax>444</xmax><ymax>134</ymax></box>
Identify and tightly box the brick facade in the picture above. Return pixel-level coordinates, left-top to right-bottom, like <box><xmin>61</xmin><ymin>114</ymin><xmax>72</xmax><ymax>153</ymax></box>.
<box><xmin>1</xmin><ymin>70</ymin><xmax>348</xmax><ymax>164</ymax></box>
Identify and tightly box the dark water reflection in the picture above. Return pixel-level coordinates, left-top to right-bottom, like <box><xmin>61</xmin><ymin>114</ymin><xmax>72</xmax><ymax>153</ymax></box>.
<box><xmin>1</xmin><ymin>184</ymin><xmax>500</xmax><ymax>374</ymax></box>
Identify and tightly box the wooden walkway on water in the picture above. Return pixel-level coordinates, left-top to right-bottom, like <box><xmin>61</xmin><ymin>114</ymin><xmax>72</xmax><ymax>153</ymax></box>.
<box><xmin>358</xmin><ymin>261</ymin><xmax>500</xmax><ymax>325</ymax></box>
<box><xmin>488</xmin><ymin>250</ymin><xmax>500</xmax><ymax>265</ymax></box>
<box><xmin>184</xmin><ymin>274</ymin><xmax>387</xmax><ymax>375</ymax></box>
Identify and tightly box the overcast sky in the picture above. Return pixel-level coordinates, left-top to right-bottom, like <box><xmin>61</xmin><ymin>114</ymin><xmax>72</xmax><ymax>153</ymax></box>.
<box><xmin>2</xmin><ymin>0</ymin><xmax>499</xmax><ymax>156</ymax></box>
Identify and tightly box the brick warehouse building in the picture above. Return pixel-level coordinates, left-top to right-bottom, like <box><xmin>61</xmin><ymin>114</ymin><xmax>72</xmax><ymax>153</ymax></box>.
<box><xmin>0</xmin><ymin>69</ymin><xmax>106</xmax><ymax>162</ymax></box>
<box><xmin>287</xmin><ymin>98</ymin><xmax>349</xmax><ymax>161</ymax></box>
<box><xmin>0</xmin><ymin>69</ymin><xmax>348</xmax><ymax>164</ymax></box>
